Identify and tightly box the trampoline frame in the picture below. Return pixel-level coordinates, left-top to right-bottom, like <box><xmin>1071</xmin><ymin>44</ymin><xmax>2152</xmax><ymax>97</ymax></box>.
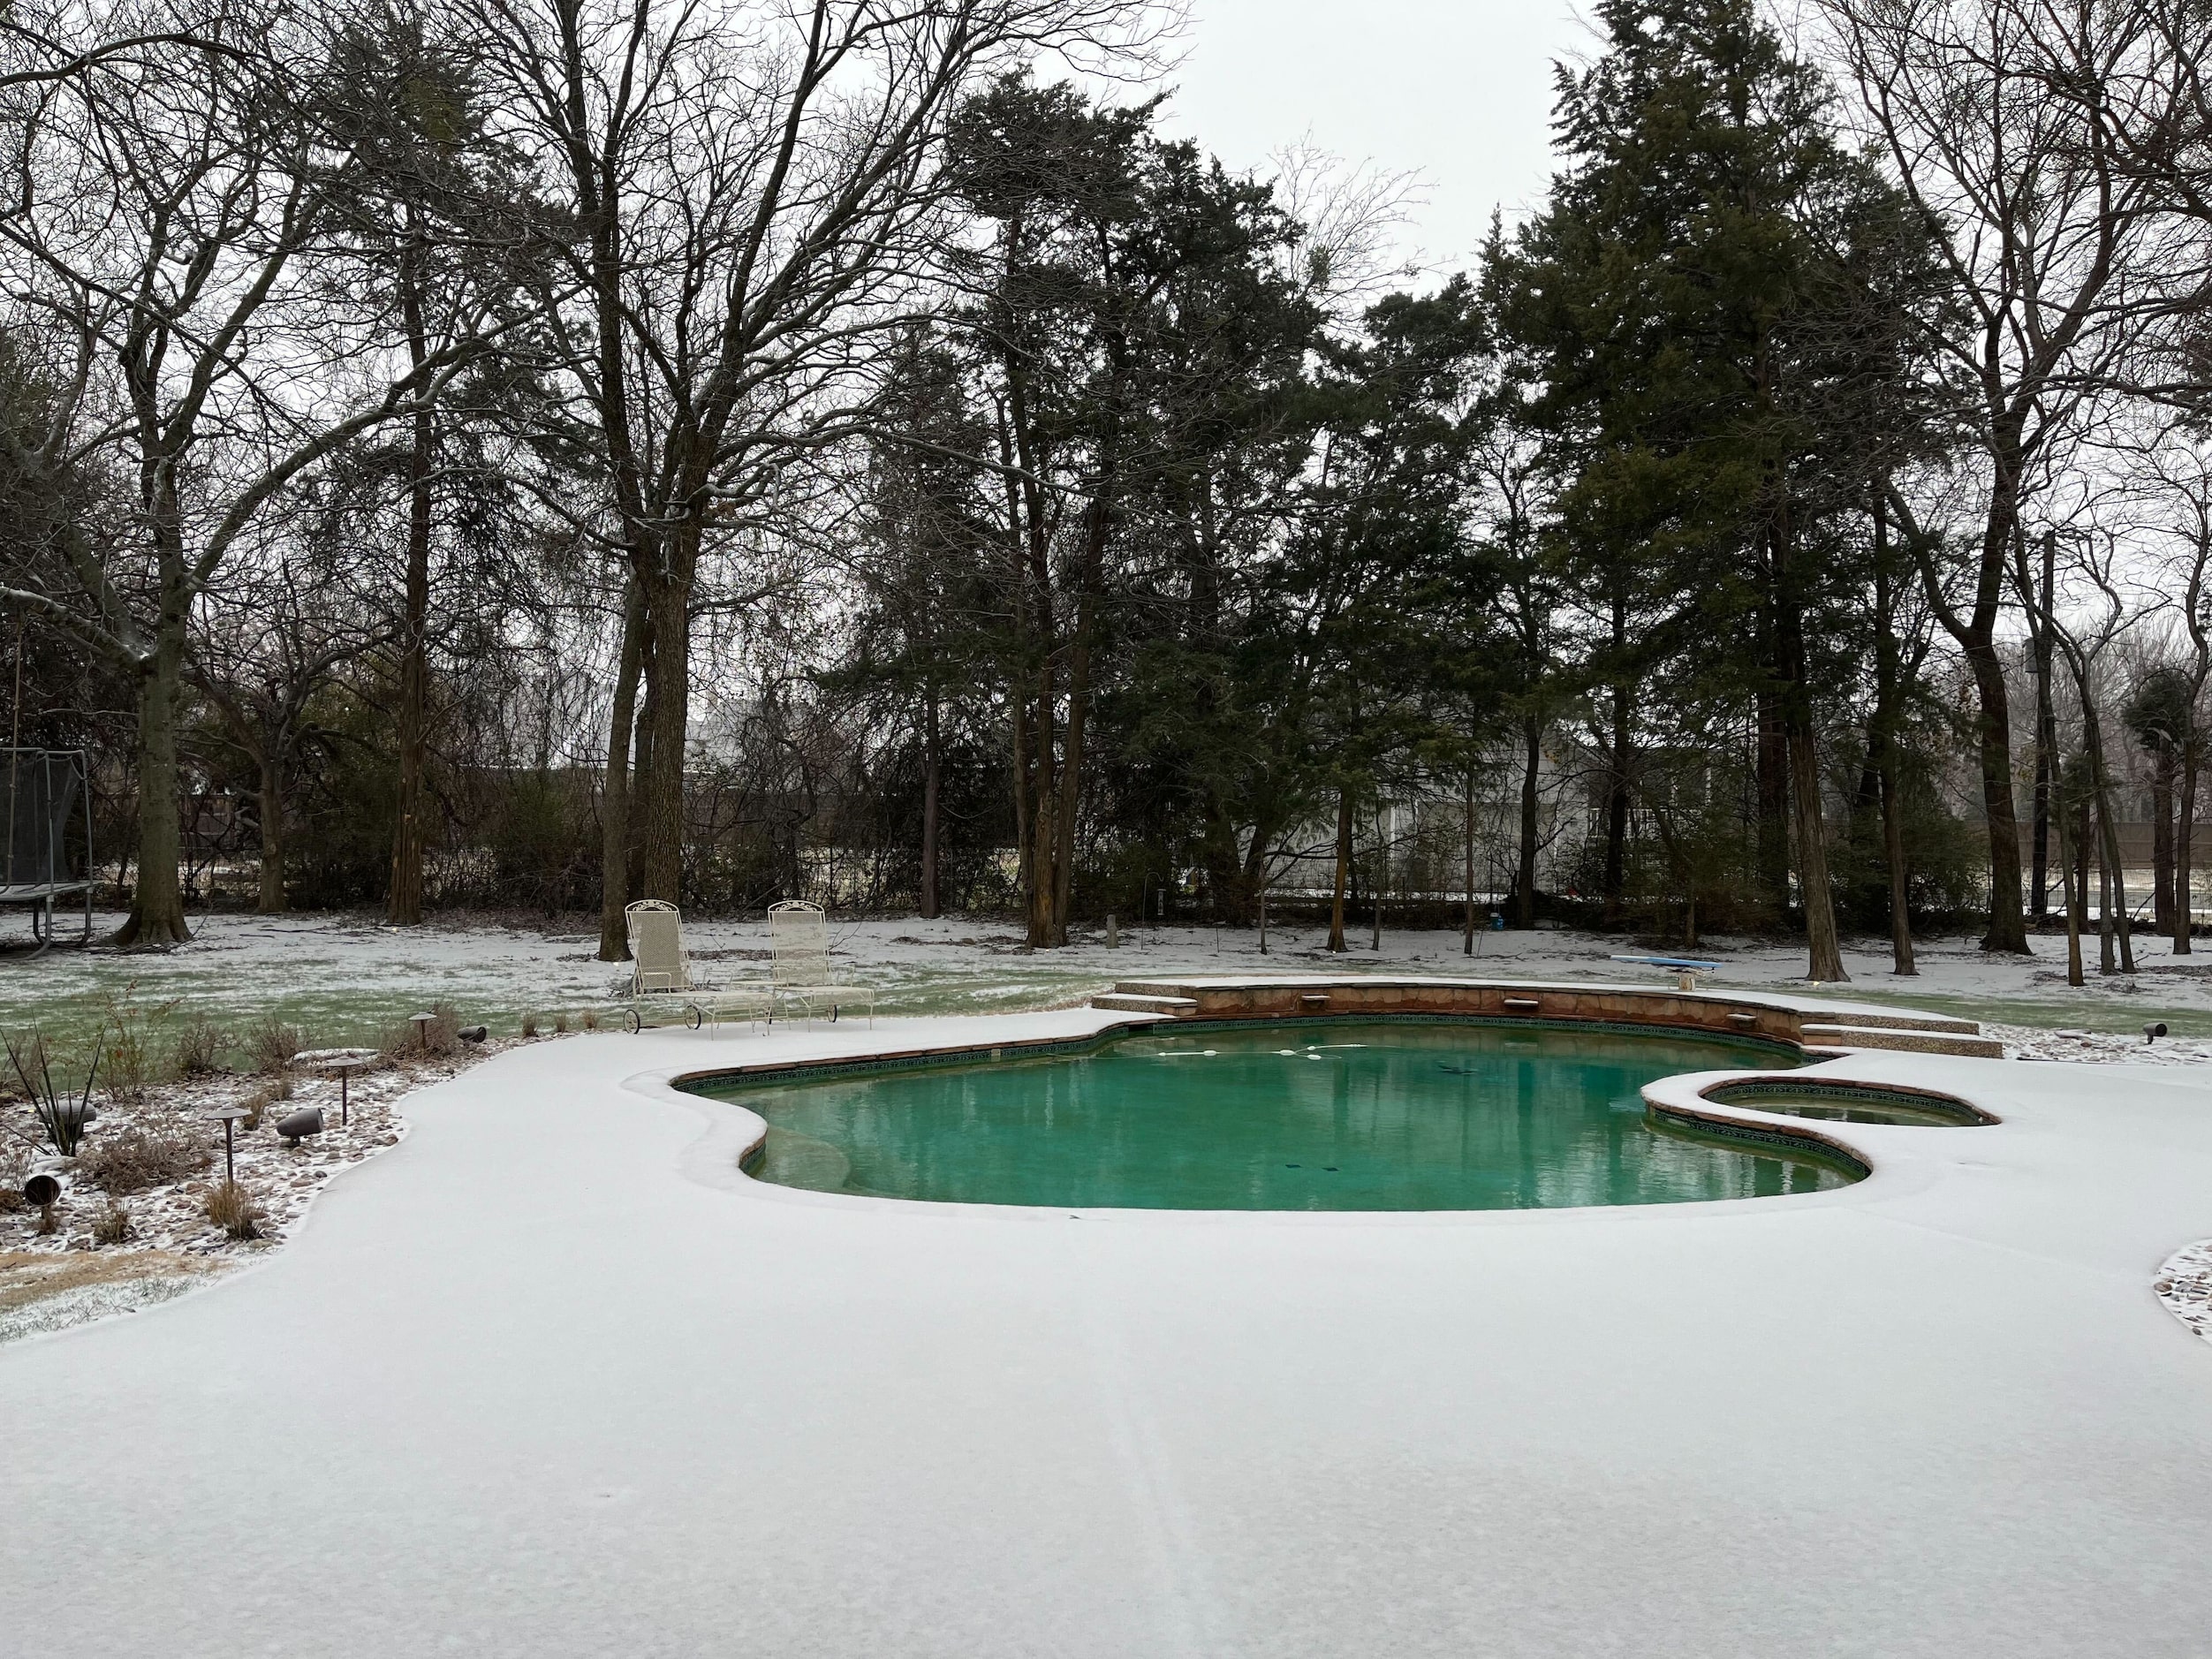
<box><xmin>0</xmin><ymin>746</ymin><xmax>95</xmax><ymax>956</ymax></box>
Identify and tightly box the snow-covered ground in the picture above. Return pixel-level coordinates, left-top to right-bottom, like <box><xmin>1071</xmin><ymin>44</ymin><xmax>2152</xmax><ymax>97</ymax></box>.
<box><xmin>0</xmin><ymin>1006</ymin><xmax>2208</xmax><ymax>1656</ymax></box>
<box><xmin>3</xmin><ymin>908</ymin><xmax>2208</xmax><ymax>1054</ymax></box>
<box><xmin>0</xmin><ymin>1042</ymin><xmax>494</xmax><ymax>1344</ymax></box>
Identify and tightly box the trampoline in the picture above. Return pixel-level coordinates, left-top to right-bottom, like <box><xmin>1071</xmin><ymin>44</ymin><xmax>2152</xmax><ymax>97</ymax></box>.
<box><xmin>1</xmin><ymin>747</ymin><xmax>94</xmax><ymax>954</ymax></box>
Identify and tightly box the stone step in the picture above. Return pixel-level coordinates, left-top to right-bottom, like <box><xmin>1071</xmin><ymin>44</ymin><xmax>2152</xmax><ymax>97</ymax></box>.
<box><xmin>1801</xmin><ymin>1010</ymin><xmax>1981</xmax><ymax>1035</ymax></box>
<box><xmin>1799</xmin><ymin>1023</ymin><xmax>2003</xmax><ymax>1058</ymax></box>
<box><xmin>1092</xmin><ymin>993</ymin><xmax>1200</xmax><ymax>1016</ymax></box>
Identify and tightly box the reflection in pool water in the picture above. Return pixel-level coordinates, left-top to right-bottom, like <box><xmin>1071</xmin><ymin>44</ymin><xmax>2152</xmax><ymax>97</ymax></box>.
<box><xmin>689</xmin><ymin>1020</ymin><xmax>1859</xmax><ymax>1211</ymax></box>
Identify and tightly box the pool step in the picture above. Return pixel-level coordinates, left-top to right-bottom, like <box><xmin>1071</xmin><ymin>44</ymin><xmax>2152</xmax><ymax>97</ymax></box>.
<box><xmin>1801</xmin><ymin>1010</ymin><xmax>1982</xmax><ymax>1035</ymax></box>
<box><xmin>1799</xmin><ymin>1022</ymin><xmax>2002</xmax><ymax>1058</ymax></box>
<box><xmin>1093</xmin><ymin>993</ymin><xmax>1201</xmax><ymax>1016</ymax></box>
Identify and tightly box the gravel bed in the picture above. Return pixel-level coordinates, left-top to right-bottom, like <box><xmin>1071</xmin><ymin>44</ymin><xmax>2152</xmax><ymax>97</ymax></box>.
<box><xmin>0</xmin><ymin>1039</ymin><xmax>513</xmax><ymax>1344</ymax></box>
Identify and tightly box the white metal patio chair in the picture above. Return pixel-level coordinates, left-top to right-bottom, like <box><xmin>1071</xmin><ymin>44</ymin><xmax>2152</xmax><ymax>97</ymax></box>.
<box><xmin>623</xmin><ymin>899</ymin><xmax>770</xmax><ymax>1034</ymax></box>
<box><xmin>769</xmin><ymin>900</ymin><xmax>875</xmax><ymax>1025</ymax></box>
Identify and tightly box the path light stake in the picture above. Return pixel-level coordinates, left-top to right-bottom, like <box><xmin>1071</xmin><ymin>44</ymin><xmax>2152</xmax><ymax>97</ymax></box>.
<box><xmin>207</xmin><ymin>1104</ymin><xmax>250</xmax><ymax>1183</ymax></box>
<box><xmin>299</xmin><ymin>1049</ymin><xmax>375</xmax><ymax>1126</ymax></box>
<box><xmin>410</xmin><ymin>1012</ymin><xmax>435</xmax><ymax>1054</ymax></box>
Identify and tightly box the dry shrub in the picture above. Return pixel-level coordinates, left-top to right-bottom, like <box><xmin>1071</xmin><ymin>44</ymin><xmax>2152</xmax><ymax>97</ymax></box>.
<box><xmin>247</xmin><ymin>1014</ymin><xmax>304</xmax><ymax>1074</ymax></box>
<box><xmin>78</xmin><ymin>1116</ymin><xmax>211</xmax><ymax>1193</ymax></box>
<box><xmin>580</xmin><ymin>1008</ymin><xmax>599</xmax><ymax>1031</ymax></box>
<box><xmin>242</xmin><ymin>1077</ymin><xmax>294</xmax><ymax>1131</ymax></box>
<box><xmin>100</xmin><ymin>990</ymin><xmax>170</xmax><ymax>1103</ymax></box>
<box><xmin>203</xmin><ymin>1180</ymin><xmax>261</xmax><ymax>1240</ymax></box>
<box><xmin>520</xmin><ymin>1012</ymin><xmax>539</xmax><ymax>1039</ymax></box>
<box><xmin>92</xmin><ymin>1200</ymin><xmax>133</xmax><ymax>1246</ymax></box>
<box><xmin>170</xmin><ymin>1018</ymin><xmax>231</xmax><ymax>1078</ymax></box>
<box><xmin>553</xmin><ymin>1011</ymin><xmax>569</xmax><ymax>1034</ymax></box>
<box><xmin>380</xmin><ymin>1004</ymin><xmax>461</xmax><ymax>1062</ymax></box>
<box><xmin>0</xmin><ymin>1143</ymin><xmax>26</xmax><ymax>1213</ymax></box>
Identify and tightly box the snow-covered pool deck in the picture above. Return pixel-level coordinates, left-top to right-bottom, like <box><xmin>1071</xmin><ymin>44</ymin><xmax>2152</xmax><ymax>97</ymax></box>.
<box><xmin>4</xmin><ymin>1004</ymin><xmax>2209</xmax><ymax>1657</ymax></box>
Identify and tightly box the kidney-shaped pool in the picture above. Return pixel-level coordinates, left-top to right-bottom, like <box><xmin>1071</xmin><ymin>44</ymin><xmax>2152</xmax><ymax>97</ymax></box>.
<box><xmin>684</xmin><ymin>1019</ymin><xmax>1860</xmax><ymax>1211</ymax></box>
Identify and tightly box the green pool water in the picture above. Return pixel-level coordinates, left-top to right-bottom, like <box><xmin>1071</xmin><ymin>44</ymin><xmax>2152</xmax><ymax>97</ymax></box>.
<box><xmin>699</xmin><ymin>1020</ymin><xmax>1856</xmax><ymax>1211</ymax></box>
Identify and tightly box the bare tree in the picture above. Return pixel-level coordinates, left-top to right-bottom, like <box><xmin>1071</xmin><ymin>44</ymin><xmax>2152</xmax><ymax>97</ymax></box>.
<box><xmin>469</xmin><ymin>0</ymin><xmax>1150</xmax><ymax>959</ymax></box>
<box><xmin>189</xmin><ymin>534</ymin><xmax>385</xmax><ymax>912</ymax></box>
<box><xmin>0</xmin><ymin>3</ymin><xmax>497</xmax><ymax>941</ymax></box>
<box><xmin>1822</xmin><ymin>0</ymin><xmax>2194</xmax><ymax>953</ymax></box>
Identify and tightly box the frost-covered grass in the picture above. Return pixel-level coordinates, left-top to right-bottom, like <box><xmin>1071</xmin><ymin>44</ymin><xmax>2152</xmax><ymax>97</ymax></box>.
<box><xmin>0</xmin><ymin>908</ymin><xmax>2205</xmax><ymax>1058</ymax></box>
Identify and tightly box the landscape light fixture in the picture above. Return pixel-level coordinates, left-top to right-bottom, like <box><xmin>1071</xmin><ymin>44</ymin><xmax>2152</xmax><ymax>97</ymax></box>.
<box><xmin>299</xmin><ymin>1048</ymin><xmax>375</xmax><ymax>1125</ymax></box>
<box><xmin>410</xmin><ymin>1012</ymin><xmax>436</xmax><ymax>1052</ymax></box>
<box><xmin>22</xmin><ymin>1169</ymin><xmax>59</xmax><ymax>1231</ymax></box>
<box><xmin>275</xmin><ymin>1107</ymin><xmax>324</xmax><ymax>1148</ymax></box>
<box><xmin>206</xmin><ymin>1104</ymin><xmax>250</xmax><ymax>1182</ymax></box>
<box><xmin>2145</xmin><ymin>1022</ymin><xmax>2169</xmax><ymax>1044</ymax></box>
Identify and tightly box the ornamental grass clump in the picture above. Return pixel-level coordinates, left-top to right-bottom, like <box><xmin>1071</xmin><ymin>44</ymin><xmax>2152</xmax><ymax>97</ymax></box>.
<box><xmin>247</xmin><ymin>1014</ymin><xmax>304</xmax><ymax>1075</ymax></box>
<box><xmin>79</xmin><ymin>1116</ymin><xmax>210</xmax><ymax>1194</ymax></box>
<box><xmin>99</xmin><ymin>989</ymin><xmax>174</xmax><ymax>1103</ymax></box>
<box><xmin>203</xmin><ymin>1179</ymin><xmax>261</xmax><ymax>1240</ymax></box>
<box><xmin>170</xmin><ymin>1017</ymin><xmax>231</xmax><ymax>1078</ymax></box>
<box><xmin>92</xmin><ymin>1199</ymin><xmax>133</xmax><ymax>1246</ymax></box>
<box><xmin>4</xmin><ymin>1031</ymin><xmax>98</xmax><ymax>1155</ymax></box>
<box><xmin>242</xmin><ymin>1077</ymin><xmax>293</xmax><ymax>1132</ymax></box>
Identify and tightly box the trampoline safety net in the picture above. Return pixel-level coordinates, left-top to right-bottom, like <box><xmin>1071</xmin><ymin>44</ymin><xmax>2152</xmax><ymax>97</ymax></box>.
<box><xmin>1</xmin><ymin>748</ymin><xmax>87</xmax><ymax>889</ymax></box>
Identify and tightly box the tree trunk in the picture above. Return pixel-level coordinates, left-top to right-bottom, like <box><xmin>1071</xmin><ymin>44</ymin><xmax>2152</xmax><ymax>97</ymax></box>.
<box><xmin>1870</xmin><ymin>504</ymin><xmax>1913</xmax><ymax>974</ymax></box>
<box><xmin>1602</xmin><ymin>685</ymin><xmax>1629</xmax><ymax>927</ymax></box>
<box><xmin>2179</xmin><ymin>739</ymin><xmax>2199</xmax><ymax>955</ymax></box>
<box><xmin>2151</xmin><ymin>751</ymin><xmax>2175</xmax><ymax>934</ymax></box>
<box><xmin>2098</xmin><ymin>826</ymin><xmax>2115</xmax><ymax>974</ymax></box>
<box><xmin>637</xmin><ymin>564</ymin><xmax>691</xmax><ymax>903</ymax></box>
<box><xmin>257</xmin><ymin>759</ymin><xmax>285</xmax><ymax>915</ymax></box>
<box><xmin>1369</xmin><ymin>806</ymin><xmax>1384</xmax><ymax>951</ymax></box>
<box><xmin>1516</xmin><ymin>715</ymin><xmax>1540</xmax><ymax>928</ymax></box>
<box><xmin>114</xmin><ymin>640</ymin><xmax>189</xmax><ymax>944</ymax></box>
<box><xmin>1788</xmin><ymin>723</ymin><xmax>1846</xmax><ymax>982</ymax></box>
<box><xmin>1880</xmin><ymin>753</ymin><xmax>1913</xmax><ymax>977</ymax></box>
<box><xmin>920</xmin><ymin>693</ymin><xmax>942</xmax><ymax>920</ymax></box>
<box><xmin>596</xmin><ymin>579</ymin><xmax>646</xmax><ymax>962</ymax></box>
<box><xmin>2097</xmin><ymin>786</ymin><xmax>2135</xmax><ymax>974</ymax></box>
<box><xmin>2079</xmin><ymin>683</ymin><xmax>2136</xmax><ymax>974</ymax></box>
<box><xmin>2057</xmin><ymin>782</ymin><xmax>2084</xmax><ymax>986</ymax></box>
<box><xmin>386</xmin><ymin>226</ymin><xmax>436</xmax><ymax>927</ymax></box>
<box><xmin>1962</xmin><ymin>636</ymin><xmax>2029</xmax><ymax>953</ymax></box>
<box><xmin>1754</xmin><ymin>685</ymin><xmax>1790</xmax><ymax>923</ymax></box>
<box><xmin>1463</xmin><ymin>767</ymin><xmax>1477</xmax><ymax>956</ymax></box>
<box><xmin>2029</xmin><ymin>532</ymin><xmax>2057</xmax><ymax>918</ymax></box>
<box><xmin>1327</xmin><ymin>788</ymin><xmax>1352</xmax><ymax>953</ymax></box>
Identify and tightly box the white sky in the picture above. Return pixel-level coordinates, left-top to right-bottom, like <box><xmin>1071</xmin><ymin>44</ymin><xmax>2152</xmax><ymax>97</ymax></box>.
<box><xmin>1152</xmin><ymin>0</ymin><xmax>1599</xmax><ymax>276</ymax></box>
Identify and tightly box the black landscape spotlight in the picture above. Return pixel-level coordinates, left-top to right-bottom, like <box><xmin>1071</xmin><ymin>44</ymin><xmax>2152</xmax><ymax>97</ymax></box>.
<box><xmin>22</xmin><ymin>1170</ymin><xmax>59</xmax><ymax>1231</ymax></box>
<box><xmin>275</xmin><ymin>1106</ymin><xmax>324</xmax><ymax>1148</ymax></box>
<box><xmin>2145</xmin><ymin>1021</ymin><xmax>2169</xmax><ymax>1044</ymax></box>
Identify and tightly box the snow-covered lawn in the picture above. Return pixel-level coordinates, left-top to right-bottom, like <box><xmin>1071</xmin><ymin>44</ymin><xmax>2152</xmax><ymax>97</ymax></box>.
<box><xmin>0</xmin><ymin>1000</ymin><xmax>2208</xmax><ymax>1655</ymax></box>
<box><xmin>3</xmin><ymin>907</ymin><xmax>2209</xmax><ymax>1056</ymax></box>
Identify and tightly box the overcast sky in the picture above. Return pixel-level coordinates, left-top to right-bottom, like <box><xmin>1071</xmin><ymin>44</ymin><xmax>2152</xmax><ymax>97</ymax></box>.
<box><xmin>1150</xmin><ymin>1</ymin><xmax>1600</xmax><ymax>276</ymax></box>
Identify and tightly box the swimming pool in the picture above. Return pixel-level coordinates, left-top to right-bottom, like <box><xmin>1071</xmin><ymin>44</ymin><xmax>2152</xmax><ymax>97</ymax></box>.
<box><xmin>689</xmin><ymin>1019</ymin><xmax>1859</xmax><ymax>1211</ymax></box>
